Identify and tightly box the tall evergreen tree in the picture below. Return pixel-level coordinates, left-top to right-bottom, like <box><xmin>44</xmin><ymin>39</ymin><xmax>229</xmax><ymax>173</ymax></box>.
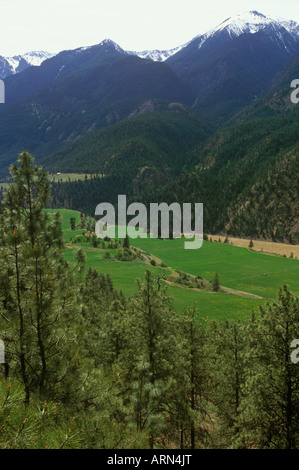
<box><xmin>209</xmin><ymin>320</ymin><xmax>247</xmax><ymax>448</ymax></box>
<box><xmin>211</xmin><ymin>272</ymin><xmax>220</xmax><ymax>292</ymax></box>
<box><xmin>177</xmin><ymin>309</ymin><xmax>212</xmax><ymax>449</ymax></box>
<box><xmin>236</xmin><ymin>286</ymin><xmax>299</xmax><ymax>449</ymax></box>
<box><xmin>122</xmin><ymin>270</ymin><xmax>180</xmax><ymax>448</ymax></box>
<box><xmin>0</xmin><ymin>151</ymin><xmax>86</xmax><ymax>403</ymax></box>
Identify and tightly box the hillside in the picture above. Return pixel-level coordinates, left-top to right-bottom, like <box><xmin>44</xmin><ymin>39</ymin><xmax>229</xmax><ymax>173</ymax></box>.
<box><xmin>229</xmin><ymin>52</ymin><xmax>299</xmax><ymax>124</ymax></box>
<box><xmin>167</xmin><ymin>11</ymin><xmax>299</xmax><ymax>122</ymax></box>
<box><xmin>43</xmin><ymin>102</ymin><xmax>210</xmax><ymax>174</ymax></box>
<box><xmin>46</xmin><ymin>103</ymin><xmax>211</xmax><ymax>212</ymax></box>
<box><xmin>47</xmin><ymin>86</ymin><xmax>299</xmax><ymax>242</ymax></box>
<box><xmin>140</xmin><ymin>109</ymin><xmax>299</xmax><ymax>241</ymax></box>
<box><xmin>0</xmin><ymin>47</ymin><xmax>194</xmax><ymax>177</ymax></box>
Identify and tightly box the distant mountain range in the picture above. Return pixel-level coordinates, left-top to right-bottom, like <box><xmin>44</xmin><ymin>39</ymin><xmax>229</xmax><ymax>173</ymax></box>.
<box><xmin>0</xmin><ymin>51</ymin><xmax>56</xmax><ymax>79</ymax></box>
<box><xmin>2</xmin><ymin>10</ymin><xmax>299</xmax><ymax>79</ymax></box>
<box><xmin>0</xmin><ymin>41</ymin><xmax>189</xmax><ymax>81</ymax></box>
<box><xmin>167</xmin><ymin>11</ymin><xmax>299</xmax><ymax>119</ymax></box>
<box><xmin>0</xmin><ymin>11</ymin><xmax>298</xmax><ymax>242</ymax></box>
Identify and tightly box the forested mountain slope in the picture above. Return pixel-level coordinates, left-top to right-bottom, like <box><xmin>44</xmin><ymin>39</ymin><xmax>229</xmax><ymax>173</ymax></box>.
<box><xmin>0</xmin><ymin>46</ymin><xmax>194</xmax><ymax>176</ymax></box>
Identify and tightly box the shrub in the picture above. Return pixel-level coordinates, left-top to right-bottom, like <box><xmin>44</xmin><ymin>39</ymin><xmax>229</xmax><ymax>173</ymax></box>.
<box><xmin>73</xmin><ymin>234</ymin><xmax>85</xmax><ymax>244</ymax></box>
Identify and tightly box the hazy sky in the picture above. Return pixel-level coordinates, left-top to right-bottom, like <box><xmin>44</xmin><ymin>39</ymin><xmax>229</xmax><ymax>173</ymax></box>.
<box><xmin>1</xmin><ymin>0</ymin><xmax>299</xmax><ymax>56</ymax></box>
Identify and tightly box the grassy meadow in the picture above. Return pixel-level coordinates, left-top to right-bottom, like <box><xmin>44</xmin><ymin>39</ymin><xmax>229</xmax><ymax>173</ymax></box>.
<box><xmin>46</xmin><ymin>209</ymin><xmax>299</xmax><ymax>321</ymax></box>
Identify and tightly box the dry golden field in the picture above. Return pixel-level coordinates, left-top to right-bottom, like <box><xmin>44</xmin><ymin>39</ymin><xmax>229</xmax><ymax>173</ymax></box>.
<box><xmin>208</xmin><ymin>235</ymin><xmax>299</xmax><ymax>259</ymax></box>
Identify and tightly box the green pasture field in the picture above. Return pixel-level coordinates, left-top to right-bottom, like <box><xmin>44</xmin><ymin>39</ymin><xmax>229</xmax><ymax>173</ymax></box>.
<box><xmin>45</xmin><ymin>209</ymin><xmax>299</xmax><ymax>321</ymax></box>
<box><xmin>46</xmin><ymin>208</ymin><xmax>82</xmax><ymax>241</ymax></box>
<box><xmin>48</xmin><ymin>173</ymin><xmax>101</xmax><ymax>183</ymax></box>
<box><xmin>1</xmin><ymin>174</ymin><xmax>100</xmax><ymax>191</ymax></box>
<box><xmin>130</xmin><ymin>237</ymin><xmax>299</xmax><ymax>300</ymax></box>
<box><xmin>62</xmin><ymin>243</ymin><xmax>262</xmax><ymax>321</ymax></box>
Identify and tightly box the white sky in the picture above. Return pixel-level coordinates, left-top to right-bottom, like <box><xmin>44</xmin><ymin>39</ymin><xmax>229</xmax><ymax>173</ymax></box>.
<box><xmin>1</xmin><ymin>0</ymin><xmax>299</xmax><ymax>56</ymax></box>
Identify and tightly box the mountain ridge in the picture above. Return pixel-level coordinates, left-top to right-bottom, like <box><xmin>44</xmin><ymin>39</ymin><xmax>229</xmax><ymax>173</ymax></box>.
<box><xmin>1</xmin><ymin>10</ymin><xmax>298</xmax><ymax>80</ymax></box>
<box><xmin>0</xmin><ymin>51</ymin><xmax>56</xmax><ymax>79</ymax></box>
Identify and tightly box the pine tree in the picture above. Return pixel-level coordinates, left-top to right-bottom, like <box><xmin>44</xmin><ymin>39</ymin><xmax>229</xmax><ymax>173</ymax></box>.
<box><xmin>81</xmin><ymin>268</ymin><xmax>127</xmax><ymax>368</ymax></box>
<box><xmin>236</xmin><ymin>286</ymin><xmax>299</xmax><ymax>449</ymax></box>
<box><xmin>0</xmin><ymin>151</ymin><xmax>86</xmax><ymax>403</ymax></box>
<box><xmin>211</xmin><ymin>272</ymin><xmax>220</xmax><ymax>292</ymax></box>
<box><xmin>177</xmin><ymin>309</ymin><xmax>212</xmax><ymax>449</ymax></box>
<box><xmin>121</xmin><ymin>270</ymin><xmax>180</xmax><ymax>448</ymax></box>
<box><xmin>209</xmin><ymin>320</ymin><xmax>247</xmax><ymax>448</ymax></box>
<box><xmin>70</xmin><ymin>217</ymin><xmax>76</xmax><ymax>230</ymax></box>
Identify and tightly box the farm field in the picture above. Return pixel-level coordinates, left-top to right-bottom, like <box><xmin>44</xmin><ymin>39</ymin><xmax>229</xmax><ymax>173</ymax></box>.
<box><xmin>46</xmin><ymin>209</ymin><xmax>299</xmax><ymax>321</ymax></box>
<box><xmin>208</xmin><ymin>234</ymin><xmax>299</xmax><ymax>259</ymax></box>
<box><xmin>0</xmin><ymin>173</ymin><xmax>102</xmax><ymax>192</ymax></box>
<box><xmin>130</xmin><ymin>237</ymin><xmax>299</xmax><ymax>299</ymax></box>
<box><xmin>48</xmin><ymin>173</ymin><xmax>101</xmax><ymax>183</ymax></box>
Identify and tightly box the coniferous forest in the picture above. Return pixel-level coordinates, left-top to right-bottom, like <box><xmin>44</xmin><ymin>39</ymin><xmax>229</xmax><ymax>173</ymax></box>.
<box><xmin>0</xmin><ymin>152</ymin><xmax>298</xmax><ymax>450</ymax></box>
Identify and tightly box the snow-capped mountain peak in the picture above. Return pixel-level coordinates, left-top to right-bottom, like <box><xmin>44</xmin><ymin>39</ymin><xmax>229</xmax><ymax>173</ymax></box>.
<box><xmin>127</xmin><ymin>42</ymin><xmax>190</xmax><ymax>62</ymax></box>
<box><xmin>20</xmin><ymin>51</ymin><xmax>56</xmax><ymax>66</ymax></box>
<box><xmin>128</xmin><ymin>11</ymin><xmax>299</xmax><ymax>61</ymax></box>
<box><xmin>213</xmin><ymin>11</ymin><xmax>273</xmax><ymax>36</ymax></box>
<box><xmin>196</xmin><ymin>11</ymin><xmax>299</xmax><ymax>49</ymax></box>
<box><xmin>1</xmin><ymin>10</ymin><xmax>299</xmax><ymax>80</ymax></box>
<box><xmin>0</xmin><ymin>50</ymin><xmax>56</xmax><ymax>79</ymax></box>
<box><xmin>98</xmin><ymin>39</ymin><xmax>126</xmax><ymax>54</ymax></box>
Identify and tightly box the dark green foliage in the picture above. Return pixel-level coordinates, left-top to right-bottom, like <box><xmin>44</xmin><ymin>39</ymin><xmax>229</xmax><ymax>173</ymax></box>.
<box><xmin>0</xmin><ymin>152</ymin><xmax>86</xmax><ymax>404</ymax></box>
<box><xmin>235</xmin><ymin>286</ymin><xmax>299</xmax><ymax>449</ymax></box>
<box><xmin>212</xmin><ymin>273</ymin><xmax>220</xmax><ymax>292</ymax></box>
<box><xmin>123</xmin><ymin>235</ymin><xmax>130</xmax><ymax>249</ymax></box>
<box><xmin>48</xmin><ymin>105</ymin><xmax>299</xmax><ymax>241</ymax></box>
<box><xmin>115</xmin><ymin>247</ymin><xmax>137</xmax><ymax>262</ymax></box>
<box><xmin>140</xmin><ymin>109</ymin><xmax>299</xmax><ymax>240</ymax></box>
<box><xmin>177</xmin><ymin>309</ymin><xmax>212</xmax><ymax>449</ymax></box>
<box><xmin>208</xmin><ymin>321</ymin><xmax>247</xmax><ymax>447</ymax></box>
<box><xmin>119</xmin><ymin>270</ymin><xmax>182</xmax><ymax>448</ymax></box>
<box><xmin>70</xmin><ymin>217</ymin><xmax>76</xmax><ymax>230</ymax></box>
<box><xmin>44</xmin><ymin>104</ymin><xmax>210</xmax><ymax>175</ymax></box>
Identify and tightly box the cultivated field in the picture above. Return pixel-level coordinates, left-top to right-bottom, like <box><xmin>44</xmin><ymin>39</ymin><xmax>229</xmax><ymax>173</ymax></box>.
<box><xmin>46</xmin><ymin>209</ymin><xmax>299</xmax><ymax>321</ymax></box>
<box><xmin>48</xmin><ymin>173</ymin><xmax>101</xmax><ymax>183</ymax></box>
<box><xmin>208</xmin><ymin>234</ymin><xmax>299</xmax><ymax>258</ymax></box>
